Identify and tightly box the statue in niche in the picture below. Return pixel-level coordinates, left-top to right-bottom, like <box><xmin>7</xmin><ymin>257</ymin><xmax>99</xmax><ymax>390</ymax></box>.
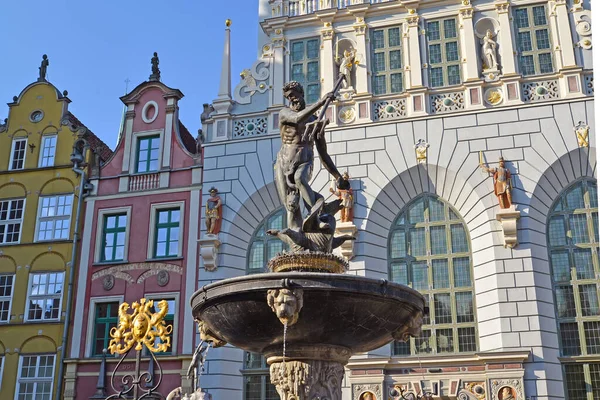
<box><xmin>268</xmin><ymin>73</ymin><xmax>356</xmax><ymax>254</ymax></box>
<box><xmin>498</xmin><ymin>386</ymin><xmax>516</xmax><ymax>400</ymax></box>
<box><xmin>39</xmin><ymin>54</ymin><xmax>49</xmax><ymax>81</ymax></box>
<box><xmin>482</xmin><ymin>29</ymin><xmax>499</xmax><ymax>70</ymax></box>
<box><xmin>205</xmin><ymin>187</ymin><xmax>223</xmax><ymax>235</ymax></box>
<box><xmin>329</xmin><ymin>171</ymin><xmax>353</xmax><ymax>223</ymax></box>
<box><xmin>480</xmin><ymin>156</ymin><xmax>513</xmax><ymax>209</ymax></box>
<box><xmin>150</xmin><ymin>52</ymin><xmax>161</xmax><ymax>81</ymax></box>
<box><xmin>335</xmin><ymin>48</ymin><xmax>357</xmax><ymax>90</ymax></box>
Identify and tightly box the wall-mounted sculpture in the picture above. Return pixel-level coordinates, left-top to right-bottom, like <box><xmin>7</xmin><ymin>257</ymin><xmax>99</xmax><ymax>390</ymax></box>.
<box><xmin>574</xmin><ymin>121</ymin><xmax>590</xmax><ymax>148</ymax></box>
<box><xmin>205</xmin><ymin>187</ymin><xmax>222</xmax><ymax>235</ymax></box>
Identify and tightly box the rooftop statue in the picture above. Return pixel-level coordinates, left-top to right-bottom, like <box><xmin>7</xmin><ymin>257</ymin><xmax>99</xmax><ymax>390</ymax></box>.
<box><xmin>150</xmin><ymin>52</ymin><xmax>160</xmax><ymax>81</ymax></box>
<box><xmin>39</xmin><ymin>54</ymin><xmax>49</xmax><ymax>81</ymax></box>
<box><xmin>268</xmin><ymin>74</ymin><xmax>355</xmax><ymax>254</ymax></box>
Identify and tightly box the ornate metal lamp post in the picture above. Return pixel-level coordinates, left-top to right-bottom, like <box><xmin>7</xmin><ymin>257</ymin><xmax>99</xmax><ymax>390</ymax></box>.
<box><xmin>104</xmin><ymin>298</ymin><xmax>173</xmax><ymax>400</ymax></box>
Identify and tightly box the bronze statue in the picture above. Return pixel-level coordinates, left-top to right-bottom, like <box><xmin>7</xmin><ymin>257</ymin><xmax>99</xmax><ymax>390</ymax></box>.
<box><xmin>480</xmin><ymin>156</ymin><xmax>513</xmax><ymax>209</ymax></box>
<box><xmin>268</xmin><ymin>74</ymin><xmax>355</xmax><ymax>254</ymax></box>
<box><xmin>150</xmin><ymin>52</ymin><xmax>160</xmax><ymax>81</ymax></box>
<box><xmin>205</xmin><ymin>187</ymin><xmax>222</xmax><ymax>235</ymax></box>
<box><xmin>39</xmin><ymin>54</ymin><xmax>49</xmax><ymax>81</ymax></box>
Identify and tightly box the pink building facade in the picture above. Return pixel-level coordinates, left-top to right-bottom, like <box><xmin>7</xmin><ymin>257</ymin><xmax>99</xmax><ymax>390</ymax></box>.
<box><xmin>63</xmin><ymin>76</ymin><xmax>202</xmax><ymax>399</ymax></box>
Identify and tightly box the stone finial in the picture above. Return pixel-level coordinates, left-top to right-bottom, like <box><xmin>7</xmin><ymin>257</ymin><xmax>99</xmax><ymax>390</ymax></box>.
<box><xmin>38</xmin><ymin>54</ymin><xmax>49</xmax><ymax>81</ymax></box>
<box><xmin>149</xmin><ymin>52</ymin><xmax>160</xmax><ymax>82</ymax></box>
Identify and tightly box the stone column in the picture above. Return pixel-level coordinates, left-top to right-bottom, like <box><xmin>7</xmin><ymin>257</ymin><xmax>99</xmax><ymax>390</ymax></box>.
<box><xmin>494</xmin><ymin>1</ymin><xmax>517</xmax><ymax>75</ymax></box>
<box><xmin>267</xmin><ymin>345</ymin><xmax>350</xmax><ymax>400</ymax></box>
<box><xmin>353</xmin><ymin>17</ymin><xmax>369</xmax><ymax>95</ymax></box>
<box><xmin>459</xmin><ymin>5</ymin><xmax>478</xmax><ymax>81</ymax></box>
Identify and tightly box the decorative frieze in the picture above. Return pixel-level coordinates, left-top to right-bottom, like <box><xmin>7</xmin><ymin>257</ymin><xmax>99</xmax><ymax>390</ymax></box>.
<box><xmin>233</xmin><ymin>116</ymin><xmax>268</xmax><ymax>138</ymax></box>
<box><xmin>522</xmin><ymin>80</ymin><xmax>560</xmax><ymax>102</ymax></box>
<box><xmin>372</xmin><ymin>99</ymin><xmax>407</xmax><ymax>121</ymax></box>
<box><xmin>430</xmin><ymin>92</ymin><xmax>466</xmax><ymax>114</ymax></box>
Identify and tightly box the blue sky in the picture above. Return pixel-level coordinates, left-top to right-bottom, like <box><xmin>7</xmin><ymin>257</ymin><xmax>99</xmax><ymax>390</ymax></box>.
<box><xmin>0</xmin><ymin>1</ymin><xmax>260</xmax><ymax>146</ymax></box>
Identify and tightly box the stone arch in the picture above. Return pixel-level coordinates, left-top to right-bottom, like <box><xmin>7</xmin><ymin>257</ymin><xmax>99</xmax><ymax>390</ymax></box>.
<box><xmin>39</xmin><ymin>177</ymin><xmax>75</xmax><ymax>195</ymax></box>
<box><xmin>0</xmin><ymin>255</ymin><xmax>18</xmax><ymax>273</ymax></box>
<box><xmin>41</xmin><ymin>125</ymin><xmax>60</xmax><ymax>135</ymax></box>
<box><xmin>0</xmin><ymin>182</ymin><xmax>27</xmax><ymax>199</ymax></box>
<box><xmin>20</xmin><ymin>336</ymin><xmax>57</xmax><ymax>354</ymax></box>
<box><xmin>30</xmin><ymin>251</ymin><xmax>66</xmax><ymax>271</ymax></box>
<box><xmin>361</xmin><ymin>164</ymin><xmax>499</xmax><ymax>276</ymax></box>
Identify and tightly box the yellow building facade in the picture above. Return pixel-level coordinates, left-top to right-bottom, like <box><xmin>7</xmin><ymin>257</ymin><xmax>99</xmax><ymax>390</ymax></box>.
<box><xmin>0</xmin><ymin>65</ymin><xmax>111</xmax><ymax>400</ymax></box>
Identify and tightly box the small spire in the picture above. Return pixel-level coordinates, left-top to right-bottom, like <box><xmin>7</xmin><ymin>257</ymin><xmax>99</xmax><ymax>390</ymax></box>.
<box><xmin>149</xmin><ymin>52</ymin><xmax>160</xmax><ymax>82</ymax></box>
<box><xmin>38</xmin><ymin>54</ymin><xmax>49</xmax><ymax>82</ymax></box>
<box><xmin>213</xmin><ymin>20</ymin><xmax>233</xmax><ymax>114</ymax></box>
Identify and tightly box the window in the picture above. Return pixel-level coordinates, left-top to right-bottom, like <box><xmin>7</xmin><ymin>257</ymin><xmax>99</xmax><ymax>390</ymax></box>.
<box><xmin>514</xmin><ymin>5</ymin><xmax>554</xmax><ymax>76</ymax></box>
<box><xmin>290</xmin><ymin>38</ymin><xmax>321</xmax><ymax>104</ymax></box>
<box><xmin>26</xmin><ymin>272</ymin><xmax>63</xmax><ymax>322</ymax></box>
<box><xmin>38</xmin><ymin>135</ymin><xmax>57</xmax><ymax>168</ymax></box>
<box><xmin>154</xmin><ymin>208</ymin><xmax>181</xmax><ymax>258</ymax></box>
<box><xmin>101</xmin><ymin>214</ymin><xmax>127</xmax><ymax>262</ymax></box>
<box><xmin>92</xmin><ymin>302</ymin><xmax>119</xmax><ymax>356</ymax></box>
<box><xmin>242</xmin><ymin>353</ymin><xmax>279</xmax><ymax>400</ymax></box>
<box><xmin>36</xmin><ymin>195</ymin><xmax>73</xmax><ymax>241</ymax></box>
<box><xmin>0</xmin><ymin>275</ymin><xmax>14</xmax><ymax>323</ymax></box>
<box><xmin>370</xmin><ymin>26</ymin><xmax>404</xmax><ymax>95</ymax></box>
<box><xmin>389</xmin><ymin>195</ymin><xmax>476</xmax><ymax>356</ymax></box>
<box><xmin>426</xmin><ymin>17</ymin><xmax>461</xmax><ymax>87</ymax></box>
<box><xmin>9</xmin><ymin>137</ymin><xmax>27</xmax><ymax>170</ymax></box>
<box><xmin>548</xmin><ymin>180</ymin><xmax>599</xmax><ymax>400</ymax></box>
<box><xmin>136</xmin><ymin>135</ymin><xmax>160</xmax><ymax>173</ymax></box>
<box><xmin>247</xmin><ymin>209</ymin><xmax>286</xmax><ymax>274</ymax></box>
<box><xmin>0</xmin><ymin>199</ymin><xmax>25</xmax><ymax>244</ymax></box>
<box><xmin>16</xmin><ymin>355</ymin><xmax>55</xmax><ymax>400</ymax></box>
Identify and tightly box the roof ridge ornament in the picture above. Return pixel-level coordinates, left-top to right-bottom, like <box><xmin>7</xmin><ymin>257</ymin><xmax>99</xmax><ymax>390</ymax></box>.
<box><xmin>149</xmin><ymin>52</ymin><xmax>161</xmax><ymax>82</ymax></box>
<box><xmin>38</xmin><ymin>54</ymin><xmax>49</xmax><ymax>82</ymax></box>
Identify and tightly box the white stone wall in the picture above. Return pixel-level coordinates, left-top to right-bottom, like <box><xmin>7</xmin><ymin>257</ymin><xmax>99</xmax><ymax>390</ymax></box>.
<box><xmin>199</xmin><ymin>99</ymin><xmax>596</xmax><ymax>400</ymax></box>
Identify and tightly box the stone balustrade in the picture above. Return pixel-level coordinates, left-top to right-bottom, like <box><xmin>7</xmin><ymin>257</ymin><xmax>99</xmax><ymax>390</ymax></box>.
<box><xmin>128</xmin><ymin>172</ymin><xmax>160</xmax><ymax>191</ymax></box>
<box><xmin>273</xmin><ymin>0</ymin><xmax>395</xmax><ymax>18</ymax></box>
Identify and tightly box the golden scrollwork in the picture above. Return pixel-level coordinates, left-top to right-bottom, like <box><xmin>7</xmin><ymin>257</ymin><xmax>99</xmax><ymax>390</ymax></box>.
<box><xmin>108</xmin><ymin>298</ymin><xmax>173</xmax><ymax>355</ymax></box>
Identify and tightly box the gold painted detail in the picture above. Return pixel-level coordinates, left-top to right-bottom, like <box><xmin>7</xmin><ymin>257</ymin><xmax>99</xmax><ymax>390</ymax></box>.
<box><xmin>574</xmin><ymin>121</ymin><xmax>589</xmax><ymax>148</ymax></box>
<box><xmin>225</xmin><ymin>19</ymin><xmax>232</xmax><ymax>27</ymax></box>
<box><xmin>267</xmin><ymin>252</ymin><xmax>348</xmax><ymax>273</ymax></box>
<box><xmin>108</xmin><ymin>298</ymin><xmax>172</xmax><ymax>354</ymax></box>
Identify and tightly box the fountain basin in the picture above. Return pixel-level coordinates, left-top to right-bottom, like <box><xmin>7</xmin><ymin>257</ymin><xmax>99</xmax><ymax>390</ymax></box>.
<box><xmin>190</xmin><ymin>272</ymin><xmax>426</xmax><ymax>361</ymax></box>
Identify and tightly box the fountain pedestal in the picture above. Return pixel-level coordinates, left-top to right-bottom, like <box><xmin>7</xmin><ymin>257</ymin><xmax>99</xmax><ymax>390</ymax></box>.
<box><xmin>270</xmin><ymin>358</ymin><xmax>345</xmax><ymax>400</ymax></box>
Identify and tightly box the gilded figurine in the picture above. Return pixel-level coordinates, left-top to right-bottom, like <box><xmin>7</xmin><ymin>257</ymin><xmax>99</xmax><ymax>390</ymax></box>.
<box><xmin>39</xmin><ymin>54</ymin><xmax>49</xmax><ymax>81</ymax></box>
<box><xmin>205</xmin><ymin>187</ymin><xmax>223</xmax><ymax>235</ymax></box>
<box><xmin>574</xmin><ymin>121</ymin><xmax>590</xmax><ymax>148</ymax></box>
<box><xmin>482</xmin><ymin>29</ymin><xmax>499</xmax><ymax>70</ymax></box>
<box><xmin>480</xmin><ymin>156</ymin><xmax>513</xmax><ymax>209</ymax></box>
<box><xmin>335</xmin><ymin>48</ymin><xmax>357</xmax><ymax>90</ymax></box>
<box><xmin>329</xmin><ymin>171</ymin><xmax>353</xmax><ymax>223</ymax></box>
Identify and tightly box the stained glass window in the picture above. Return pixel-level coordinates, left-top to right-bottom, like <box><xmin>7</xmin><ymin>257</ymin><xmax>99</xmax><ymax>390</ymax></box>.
<box><xmin>389</xmin><ymin>195</ymin><xmax>476</xmax><ymax>355</ymax></box>
<box><xmin>426</xmin><ymin>17</ymin><xmax>462</xmax><ymax>87</ymax></box>
<box><xmin>548</xmin><ymin>180</ymin><xmax>599</xmax><ymax>399</ymax></box>
<box><xmin>513</xmin><ymin>5</ymin><xmax>554</xmax><ymax>76</ymax></box>
<box><xmin>247</xmin><ymin>209</ymin><xmax>287</xmax><ymax>273</ymax></box>
<box><xmin>370</xmin><ymin>26</ymin><xmax>404</xmax><ymax>95</ymax></box>
<box><xmin>290</xmin><ymin>38</ymin><xmax>321</xmax><ymax>104</ymax></box>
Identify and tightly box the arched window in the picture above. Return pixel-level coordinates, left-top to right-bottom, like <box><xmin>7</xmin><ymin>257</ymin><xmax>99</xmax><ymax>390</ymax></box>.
<box><xmin>389</xmin><ymin>194</ymin><xmax>477</xmax><ymax>355</ymax></box>
<box><xmin>247</xmin><ymin>209</ymin><xmax>286</xmax><ymax>274</ymax></box>
<box><xmin>548</xmin><ymin>179</ymin><xmax>599</xmax><ymax>399</ymax></box>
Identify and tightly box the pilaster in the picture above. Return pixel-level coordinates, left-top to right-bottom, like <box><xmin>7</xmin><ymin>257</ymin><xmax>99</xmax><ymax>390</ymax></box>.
<box><xmin>405</xmin><ymin>11</ymin><xmax>423</xmax><ymax>89</ymax></box>
<box><xmin>495</xmin><ymin>1</ymin><xmax>517</xmax><ymax>75</ymax></box>
<box><xmin>353</xmin><ymin>16</ymin><xmax>369</xmax><ymax>95</ymax></box>
<box><xmin>321</xmin><ymin>22</ymin><xmax>335</xmax><ymax>98</ymax></box>
<box><xmin>272</xmin><ymin>27</ymin><xmax>286</xmax><ymax>107</ymax></box>
<box><xmin>459</xmin><ymin>5</ymin><xmax>479</xmax><ymax>81</ymax></box>
<box><xmin>552</xmin><ymin>0</ymin><xmax>577</xmax><ymax>69</ymax></box>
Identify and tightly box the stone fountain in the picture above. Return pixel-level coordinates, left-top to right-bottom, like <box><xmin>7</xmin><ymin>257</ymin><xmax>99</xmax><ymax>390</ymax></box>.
<box><xmin>190</xmin><ymin>76</ymin><xmax>426</xmax><ymax>400</ymax></box>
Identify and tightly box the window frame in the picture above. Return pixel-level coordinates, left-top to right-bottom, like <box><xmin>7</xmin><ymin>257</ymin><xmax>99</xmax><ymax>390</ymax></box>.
<box><xmin>370</xmin><ymin>25</ymin><xmax>405</xmax><ymax>96</ymax></box>
<box><xmin>85</xmin><ymin>295</ymin><xmax>124</xmax><ymax>358</ymax></box>
<box><xmin>9</xmin><ymin>137</ymin><xmax>27</xmax><ymax>171</ymax></box>
<box><xmin>25</xmin><ymin>272</ymin><xmax>64</xmax><ymax>323</ymax></box>
<box><xmin>289</xmin><ymin>37</ymin><xmax>321</xmax><ymax>104</ymax></box>
<box><xmin>513</xmin><ymin>4</ymin><xmax>555</xmax><ymax>76</ymax></box>
<box><xmin>135</xmin><ymin>134</ymin><xmax>161</xmax><ymax>174</ymax></box>
<box><xmin>388</xmin><ymin>194</ymin><xmax>477</xmax><ymax>356</ymax></box>
<box><xmin>147</xmin><ymin>202</ymin><xmax>185</xmax><ymax>260</ymax></box>
<box><xmin>0</xmin><ymin>198</ymin><xmax>26</xmax><ymax>245</ymax></box>
<box><xmin>34</xmin><ymin>194</ymin><xmax>74</xmax><ymax>242</ymax></box>
<box><xmin>144</xmin><ymin>292</ymin><xmax>179</xmax><ymax>355</ymax></box>
<box><xmin>241</xmin><ymin>352</ymin><xmax>279</xmax><ymax>400</ymax></box>
<box><xmin>246</xmin><ymin>208</ymin><xmax>287</xmax><ymax>274</ymax></box>
<box><xmin>425</xmin><ymin>16</ymin><xmax>462</xmax><ymax>88</ymax></box>
<box><xmin>547</xmin><ymin>179</ymin><xmax>599</xmax><ymax>400</ymax></box>
<box><xmin>94</xmin><ymin>207</ymin><xmax>132</xmax><ymax>264</ymax></box>
<box><xmin>38</xmin><ymin>134</ymin><xmax>58</xmax><ymax>168</ymax></box>
<box><xmin>0</xmin><ymin>274</ymin><xmax>15</xmax><ymax>324</ymax></box>
<box><xmin>91</xmin><ymin>301</ymin><xmax>120</xmax><ymax>357</ymax></box>
<box><xmin>15</xmin><ymin>354</ymin><xmax>56</xmax><ymax>400</ymax></box>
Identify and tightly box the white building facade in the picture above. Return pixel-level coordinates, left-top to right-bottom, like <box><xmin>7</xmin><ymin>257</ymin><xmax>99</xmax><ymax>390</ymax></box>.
<box><xmin>198</xmin><ymin>1</ymin><xmax>596</xmax><ymax>399</ymax></box>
